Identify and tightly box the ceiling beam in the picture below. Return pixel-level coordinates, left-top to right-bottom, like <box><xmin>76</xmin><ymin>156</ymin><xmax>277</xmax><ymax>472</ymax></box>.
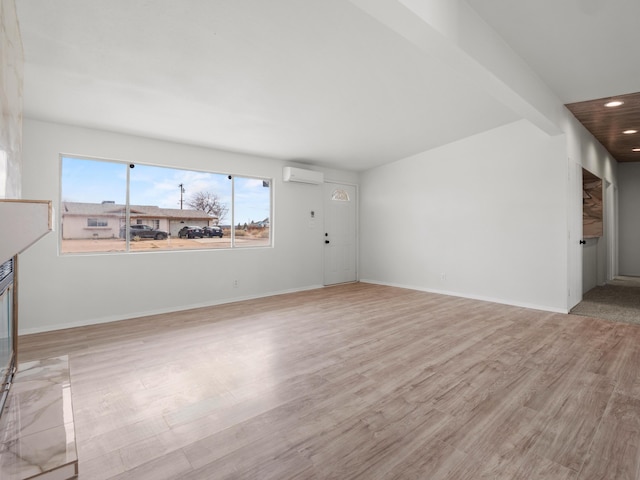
<box><xmin>349</xmin><ymin>0</ymin><xmax>563</xmax><ymax>136</ymax></box>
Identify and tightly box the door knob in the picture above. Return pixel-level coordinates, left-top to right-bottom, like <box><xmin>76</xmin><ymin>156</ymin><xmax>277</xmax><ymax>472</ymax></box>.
<box><xmin>579</xmin><ymin>240</ymin><xmax>586</xmax><ymax>245</ymax></box>
<box><xmin>325</xmin><ymin>240</ymin><xmax>330</xmax><ymax>244</ymax></box>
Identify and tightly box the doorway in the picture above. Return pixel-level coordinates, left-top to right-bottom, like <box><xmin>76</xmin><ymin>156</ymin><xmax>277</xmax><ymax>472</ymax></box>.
<box><xmin>569</xmin><ymin>168</ymin><xmax>634</xmax><ymax>324</ymax></box>
<box><xmin>323</xmin><ymin>182</ymin><xmax>357</xmax><ymax>285</ymax></box>
<box><xmin>581</xmin><ymin>168</ymin><xmax>603</xmax><ymax>294</ymax></box>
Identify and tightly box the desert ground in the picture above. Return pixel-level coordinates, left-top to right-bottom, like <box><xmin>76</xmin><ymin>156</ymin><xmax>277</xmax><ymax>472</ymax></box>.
<box><xmin>61</xmin><ymin>235</ymin><xmax>269</xmax><ymax>254</ymax></box>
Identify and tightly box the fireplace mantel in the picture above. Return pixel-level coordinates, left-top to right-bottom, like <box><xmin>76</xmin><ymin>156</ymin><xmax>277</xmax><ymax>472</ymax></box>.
<box><xmin>0</xmin><ymin>199</ymin><xmax>66</xmax><ymax>480</ymax></box>
<box><xmin>0</xmin><ymin>200</ymin><xmax>52</xmax><ymax>263</ymax></box>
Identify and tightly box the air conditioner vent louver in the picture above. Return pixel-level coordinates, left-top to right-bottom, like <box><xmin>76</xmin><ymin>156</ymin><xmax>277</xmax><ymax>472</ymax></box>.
<box><xmin>283</xmin><ymin>167</ymin><xmax>324</xmax><ymax>185</ymax></box>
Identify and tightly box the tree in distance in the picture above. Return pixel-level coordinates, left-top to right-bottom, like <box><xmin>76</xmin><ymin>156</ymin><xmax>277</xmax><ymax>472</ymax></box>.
<box><xmin>187</xmin><ymin>191</ymin><xmax>229</xmax><ymax>223</ymax></box>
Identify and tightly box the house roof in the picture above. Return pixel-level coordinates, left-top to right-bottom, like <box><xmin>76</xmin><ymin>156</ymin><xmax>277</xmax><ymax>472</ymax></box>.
<box><xmin>62</xmin><ymin>202</ymin><xmax>215</xmax><ymax>220</ymax></box>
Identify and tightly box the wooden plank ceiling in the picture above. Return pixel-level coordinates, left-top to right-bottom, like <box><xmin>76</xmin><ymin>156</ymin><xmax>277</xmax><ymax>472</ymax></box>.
<box><xmin>566</xmin><ymin>91</ymin><xmax>640</xmax><ymax>163</ymax></box>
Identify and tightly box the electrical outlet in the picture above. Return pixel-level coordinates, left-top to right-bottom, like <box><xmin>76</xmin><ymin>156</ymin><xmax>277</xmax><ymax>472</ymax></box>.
<box><xmin>233</xmin><ymin>279</ymin><xmax>239</xmax><ymax>288</ymax></box>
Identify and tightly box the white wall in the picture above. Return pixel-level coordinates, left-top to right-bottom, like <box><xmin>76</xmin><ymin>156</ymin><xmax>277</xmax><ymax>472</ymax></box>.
<box><xmin>352</xmin><ymin>0</ymin><xmax>619</xmax><ymax>312</ymax></box>
<box><xmin>19</xmin><ymin>119</ymin><xmax>357</xmax><ymax>333</ymax></box>
<box><xmin>562</xmin><ymin>108</ymin><xmax>617</xmax><ymax>188</ymax></box>
<box><xmin>360</xmin><ymin>119</ymin><xmax>568</xmax><ymax>312</ymax></box>
<box><xmin>618</xmin><ymin>163</ymin><xmax>640</xmax><ymax>275</ymax></box>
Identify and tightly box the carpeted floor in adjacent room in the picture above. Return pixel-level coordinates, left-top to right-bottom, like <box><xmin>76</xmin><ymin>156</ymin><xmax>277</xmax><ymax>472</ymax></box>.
<box><xmin>570</xmin><ymin>276</ymin><xmax>640</xmax><ymax>325</ymax></box>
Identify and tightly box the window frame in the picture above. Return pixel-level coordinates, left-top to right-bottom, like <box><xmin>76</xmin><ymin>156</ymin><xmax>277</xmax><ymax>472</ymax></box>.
<box><xmin>86</xmin><ymin>217</ymin><xmax>109</xmax><ymax>227</ymax></box>
<box><xmin>59</xmin><ymin>154</ymin><xmax>273</xmax><ymax>255</ymax></box>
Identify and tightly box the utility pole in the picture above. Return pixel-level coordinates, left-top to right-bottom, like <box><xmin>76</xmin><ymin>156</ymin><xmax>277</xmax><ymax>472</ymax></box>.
<box><xmin>179</xmin><ymin>183</ymin><xmax>185</xmax><ymax>209</ymax></box>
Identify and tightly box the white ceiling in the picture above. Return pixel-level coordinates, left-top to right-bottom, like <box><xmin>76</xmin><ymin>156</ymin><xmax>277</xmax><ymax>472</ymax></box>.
<box><xmin>15</xmin><ymin>0</ymin><xmax>640</xmax><ymax>171</ymax></box>
<box><xmin>466</xmin><ymin>0</ymin><xmax>640</xmax><ymax>104</ymax></box>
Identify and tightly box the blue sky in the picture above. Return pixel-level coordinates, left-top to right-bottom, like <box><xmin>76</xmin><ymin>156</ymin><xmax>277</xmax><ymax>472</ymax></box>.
<box><xmin>61</xmin><ymin>157</ymin><xmax>270</xmax><ymax>225</ymax></box>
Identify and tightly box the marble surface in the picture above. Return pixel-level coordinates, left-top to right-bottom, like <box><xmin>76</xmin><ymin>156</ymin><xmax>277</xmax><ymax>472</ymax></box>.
<box><xmin>0</xmin><ymin>356</ymin><xmax>78</xmax><ymax>479</ymax></box>
<box><xmin>0</xmin><ymin>0</ymin><xmax>25</xmax><ymax>198</ymax></box>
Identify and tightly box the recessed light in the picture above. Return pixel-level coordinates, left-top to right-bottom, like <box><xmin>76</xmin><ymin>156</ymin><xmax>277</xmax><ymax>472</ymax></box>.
<box><xmin>623</xmin><ymin>129</ymin><xmax>638</xmax><ymax>134</ymax></box>
<box><xmin>605</xmin><ymin>100</ymin><xmax>624</xmax><ymax>107</ymax></box>
<box><xmin>634</xmin><ymin>148</ymin><xmax>640</xmax><ymax>152</ymax></box>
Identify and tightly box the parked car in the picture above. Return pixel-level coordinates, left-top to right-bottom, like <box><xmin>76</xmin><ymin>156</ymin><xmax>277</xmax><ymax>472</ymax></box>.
<box><xmin>178</xmin><ymin>226</ymin><xmax>204</xmax><ymax>238</ymax></box>
<box><xmin>120</xmin><ymin>224</ymin><xmax>169</xmax><ymax>240</ymax></box>
<box><xmin>202</xmin><ymin>226</ymin><xmax>224</xmax><ymax>238</ymax></box>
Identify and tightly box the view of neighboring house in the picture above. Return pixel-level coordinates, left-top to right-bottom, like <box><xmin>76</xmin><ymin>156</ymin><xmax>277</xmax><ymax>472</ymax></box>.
<box><xmin>237</xmin><ymin>218</ymin><xmax>270</xmax><ymax>229</ymax></box>
<box><xmin>62</xmin><ymin>201</ymin><xmax>216</xmax><ymax>239</ymax></box>
<box><xmin>253</xmin><ymin>218</ymin><xmax>270</xmax><ymax>228</ymax></box>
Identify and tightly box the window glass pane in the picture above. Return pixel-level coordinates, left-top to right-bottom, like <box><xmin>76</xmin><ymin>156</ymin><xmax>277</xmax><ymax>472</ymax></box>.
<box><xmin>87</xmin><ymin>218</ymin><xmax>108</xmax><ymax>227</ymax></box>
<box><xmin>61</xmin><ymin>157</ymin><xmax>271</xmax><ymax>254</ymax></box>
<box><xmin>331</xmin><ymin>188</ymin><xmax>350</xmax><ymax>201</ymax></box>
<box><xmin>128</xmin><ymin>164</ymin><xmax>232</xmax><ymax>251</ymax></box>
<box><xmin>61</xmin><ymin>157</ymin><xmax>127</xmax><ymax>254</ymax></box>
<box><xmin>233</xmin><ymin>177</ymin><xmax>271</xmax><ymax>247</ymax></box>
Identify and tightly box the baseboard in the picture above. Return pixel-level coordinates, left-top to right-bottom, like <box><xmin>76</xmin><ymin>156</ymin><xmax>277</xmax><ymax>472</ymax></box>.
<box><xmin>18</xmin><ymin>284</ymin><xmax>324</xmax><ymax>335</ymax></box>
<box><xmin>359</xmin><ymin>279</ymin><xmax>569</xmax><ymax>314</ymax></box>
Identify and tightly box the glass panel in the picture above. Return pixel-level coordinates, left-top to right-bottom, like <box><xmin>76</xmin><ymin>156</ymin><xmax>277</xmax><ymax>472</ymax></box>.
<box><xmin>233</xmin><ymin>177</ymin><xmax>271</xmax><ymax>247</ymax></box>
<box><xmin>128</xmin><ymin>164</ymin><xmax>232</xmax><ymax>251</ymax></box>
<box><xmin>61</xmin><ymin>157</ymin><xmax>270</xmax><ymax>253</ymax></box>
<box><xmin>0</xmin><ymin>260</ymin><xmax>13</xmax><ymax>420</ymax></box>
<box><xmin>61</xmin><ymin>157</ymin><xmax>127</xmax><ymax>253</ymax></box>
<box><xmin>331</xmin><ymin>188</ymin><xmax>350</xmax><ymax>201</ymax></box>
<box><xmin>0</xmin><ymin>285</ymin><xmax>11</xmax><ymax>386</ymax></box>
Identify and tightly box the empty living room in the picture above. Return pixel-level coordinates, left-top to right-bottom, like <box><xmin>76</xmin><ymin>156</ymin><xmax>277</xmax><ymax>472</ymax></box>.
<box><xmin>2</xmin><ymin>1</ymin><xmax>640</xmax><ymax>479</ymax></box>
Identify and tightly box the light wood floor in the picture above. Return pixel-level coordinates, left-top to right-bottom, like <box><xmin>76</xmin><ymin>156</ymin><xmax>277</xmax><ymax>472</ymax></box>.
<box><xmin>19</xmin><ymin>283</ymin><xmax>640</xmax><ymax>479</ymax></box>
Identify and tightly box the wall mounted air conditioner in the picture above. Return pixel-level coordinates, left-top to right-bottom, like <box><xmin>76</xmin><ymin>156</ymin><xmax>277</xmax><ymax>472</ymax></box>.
<box><xmin>283</xmin><ymin>166</ymin><xmax>324</xmax><ymax>185</ymax></box>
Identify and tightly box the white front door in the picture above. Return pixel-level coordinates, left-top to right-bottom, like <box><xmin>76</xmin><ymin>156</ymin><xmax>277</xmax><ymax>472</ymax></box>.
<box><xmin>323</xmin><ymin>182</ymin><xmax>357</xmax><ymax>285</ymax></box>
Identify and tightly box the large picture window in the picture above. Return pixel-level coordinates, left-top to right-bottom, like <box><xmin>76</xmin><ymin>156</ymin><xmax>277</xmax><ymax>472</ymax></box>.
<box><xmin>60</xmin><ymin>156</ymin><xmax>271</xmax><ymax>254</ymax></box>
